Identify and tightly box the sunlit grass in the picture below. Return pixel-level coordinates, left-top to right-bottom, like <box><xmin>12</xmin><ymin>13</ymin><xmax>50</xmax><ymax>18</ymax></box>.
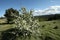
<box><xmin>0</xmin><ymin>19</ymin><xmax>60</xmax><ymax>40</ymax></box>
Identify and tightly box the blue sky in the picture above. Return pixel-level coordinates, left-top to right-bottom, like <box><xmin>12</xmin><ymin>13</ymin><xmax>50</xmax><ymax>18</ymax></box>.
<box><xmin>0</xmin><ymin>0</ymin><xmax>60</xmax><ymax>17</ymax></box>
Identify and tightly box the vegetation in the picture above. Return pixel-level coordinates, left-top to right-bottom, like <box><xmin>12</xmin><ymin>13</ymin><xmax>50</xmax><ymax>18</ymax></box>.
<box><xmin>4</xmin><ymin>8</ymin><xmax>19</xmax><ymax>23</ymax></box>
<box><xmin>35</xmin><ymin>14</ymin><xmax>60</xmax><ymax>21</ymax></box>
<box><xmin>0</xmin><ymin>8</ymin><xmax>60</xmax><ymax>40</ymax></box>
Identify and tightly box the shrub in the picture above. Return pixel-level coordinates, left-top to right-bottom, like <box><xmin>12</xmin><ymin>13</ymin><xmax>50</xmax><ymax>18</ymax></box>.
<box><xmin>4</xmin><ymin>8</ymin><xmax>19</xmax><ymax>23</ymax></box>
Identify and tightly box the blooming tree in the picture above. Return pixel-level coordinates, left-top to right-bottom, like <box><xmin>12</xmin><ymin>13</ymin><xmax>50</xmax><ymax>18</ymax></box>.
<box><xmin>12</xmin><ymin>8</ymin><xmax>42</xmax><ymax>40</ymax></box>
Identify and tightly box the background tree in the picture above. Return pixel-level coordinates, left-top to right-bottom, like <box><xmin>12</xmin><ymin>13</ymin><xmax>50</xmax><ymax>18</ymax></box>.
<box><xmin>4</xmin><ymin>8</ymin><xmax>19</xmax><ymax>23</ymax></box>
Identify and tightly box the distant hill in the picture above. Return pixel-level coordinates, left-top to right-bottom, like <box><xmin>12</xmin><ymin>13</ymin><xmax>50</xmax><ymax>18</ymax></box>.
<box><xmin>0</xmin><ymin>14</ymin><xmax>60</xmax><ymax>21</ymax></box>
<box><xmin>0</xmin><ymin>17</ymin><xmax>6</xmax><ymax>19</ymax></box>
<box><xmin>34</xmin><ymin>14</ymin><xmax>60</xmax><ymax>21</ymax></box>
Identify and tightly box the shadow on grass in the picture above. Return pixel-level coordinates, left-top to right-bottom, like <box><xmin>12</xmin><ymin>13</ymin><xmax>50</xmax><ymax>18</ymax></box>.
<box><xmin>0</xmin><ymin>23</ymin><xmax>14</xmax><ymax>25</ymax></box>
<box><xmin>1</xmin><ymin>28</ymin><xmax>32</xmax><ymax>40</ymax></box>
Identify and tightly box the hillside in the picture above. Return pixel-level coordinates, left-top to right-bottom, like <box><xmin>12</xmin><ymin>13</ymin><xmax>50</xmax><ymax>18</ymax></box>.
<box><xmin>0</xmin><ymin>14</ymin><xmax>60</xmax><ymax>40</ymax></box>
<box><xmin>0</xmin><ymin>18</ymin><xmax>60</xmax><ymax>40</ymax></box>
<box><xmin>34</xmin><ymin>14</ymin><xmax>60</xmax><ymax>21</ymax></box>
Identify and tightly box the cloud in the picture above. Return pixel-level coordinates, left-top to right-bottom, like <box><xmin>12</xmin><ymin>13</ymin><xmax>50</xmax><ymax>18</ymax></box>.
<box><xmin>33</xmin><ymin>6</ymin><xmax>60</xmax><ymax>16</ymax></box>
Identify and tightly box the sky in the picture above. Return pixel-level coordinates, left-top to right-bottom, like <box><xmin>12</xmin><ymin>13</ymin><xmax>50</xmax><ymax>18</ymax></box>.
<box><xmin>0</xmin><ymin>0</ymin><xmax>60</xmax><ymax>17</ymax></box>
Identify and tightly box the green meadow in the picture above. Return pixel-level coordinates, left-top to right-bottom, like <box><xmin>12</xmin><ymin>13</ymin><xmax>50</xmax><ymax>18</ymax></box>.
<box><xmin>0</xmin><ymin>18</ymin><xmax>60</xmax><ymax>40</ymax></box>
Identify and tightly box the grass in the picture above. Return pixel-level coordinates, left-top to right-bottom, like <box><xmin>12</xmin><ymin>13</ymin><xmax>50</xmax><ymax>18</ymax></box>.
<box><xmin>39</xmin><ymin>20</ymin><xmax>60</xmax><ymax>40</ymax></box>
<box><xmin>0</xmin><ymin>19</ymin><xmax>15</xmax><ymax>31</ymax></box>
<box><xmin>0</xmin><ymin>24</ymin><xmax>14</xmax><ymax>31</ymax></box>
<box><xmin>0</xmin><ymin>19</ymin><xmax>60</xmax><ymax>40</ymax></box>
<box><xmin>0</xmin><ymin>19</ymin><xmax>6</xmax><ymax>23</ymax></box>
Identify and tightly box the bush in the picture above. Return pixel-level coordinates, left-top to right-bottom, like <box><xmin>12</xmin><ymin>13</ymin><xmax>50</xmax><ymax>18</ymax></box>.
<box><xmin>4</xmin><ymin>8</ymin><xmax>19</xmax><ymax>23</ymax></box>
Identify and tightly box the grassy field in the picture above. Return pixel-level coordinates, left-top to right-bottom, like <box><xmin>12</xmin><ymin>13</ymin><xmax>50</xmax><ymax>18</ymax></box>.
<box><xmin>39</xmin><ymin>20</ymin><xmax>60</xmax><ymax>40</ymax></box>
<box><xmin>0</xmin><ymin>19</ymin><xmax>60</xmax><ymax>40</ymax></box>
<box><xmin>0</xmin><ymin>19</ymin><xmax>14</xmax><ymax>31</ymax></box>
